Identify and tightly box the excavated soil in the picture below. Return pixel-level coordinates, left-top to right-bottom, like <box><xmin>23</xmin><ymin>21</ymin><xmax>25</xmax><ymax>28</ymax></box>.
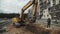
<box><xmin>5</xmin><ymin>24</ymin><xmax>60</xmax><ymax>34</ymax></box>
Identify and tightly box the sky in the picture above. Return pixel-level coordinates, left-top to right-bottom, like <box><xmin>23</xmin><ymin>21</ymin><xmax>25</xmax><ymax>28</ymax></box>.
<box><xmin>0</xmin><ymin>0</ymin><xmax>31</xmax><ymax>13</ymax></box>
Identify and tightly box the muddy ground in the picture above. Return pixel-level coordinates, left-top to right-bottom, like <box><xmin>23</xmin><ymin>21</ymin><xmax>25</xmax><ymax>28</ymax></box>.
<box><xmin>0</xmin><ymin>18</ymin><xmax>60</xmax><ymax>34</ymax></box>
<box><xmin>4</xmin><ymin>24</ymin><xmax>60</xmax><ymax>34</ymax></box>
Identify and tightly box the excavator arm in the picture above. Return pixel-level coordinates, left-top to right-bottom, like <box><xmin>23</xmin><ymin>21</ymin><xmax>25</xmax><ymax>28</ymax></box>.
<box><xmin>20</xmin><ymin>1</ymin><xmax>33</xmax><ymax>20</ymax></box>
<box><xmin>12</xmin><ymin>1</ymin><xmax>34</xmax><ymax>23</ymax></box>
<box><xmin>28</xmin><ymin>0</ymin><xmax>38</xmax><ymax>22</ymax></box>
<box><xmin>12</xmin><ymin>0</ymin><xmax>38</xmax><ymax>27</ymax></box>
<box><xmin>20</xmin><ymin>0</ymin><xmax>38</xmax><ymax>21</ymax></box>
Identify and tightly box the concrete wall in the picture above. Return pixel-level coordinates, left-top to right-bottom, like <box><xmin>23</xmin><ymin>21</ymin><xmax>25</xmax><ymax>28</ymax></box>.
<box><xmin>41</xmin><ymin>8</ymin><xmax>51</xmax><ymax>19</ymax></box>
<box><xmin>56</xmin><ymin>0</ymin><xmax>59</xmax><ymax>5</ymax></box>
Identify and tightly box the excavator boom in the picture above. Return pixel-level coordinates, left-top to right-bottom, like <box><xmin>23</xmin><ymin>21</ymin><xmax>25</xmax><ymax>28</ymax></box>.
<box><xmin>20</xmin><ymin>1</ymin><xmax>33</xmax><ymax>20</ymax></box>
<box><xmin>12</xmin><ymin>0</ymin><xmax>38</xmax><ymax>27</ymax></box>
<box><xmin>22</xmin><ymin>1</ymin><xmax>33</xmax><ymax>11</ymax></box>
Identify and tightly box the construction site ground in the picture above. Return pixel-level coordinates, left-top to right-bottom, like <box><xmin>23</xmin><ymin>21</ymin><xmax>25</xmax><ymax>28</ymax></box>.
<box><xmin>0</xmin><ymin>18</ymin><xmax>60</xmax><ymax>34</ymax></box>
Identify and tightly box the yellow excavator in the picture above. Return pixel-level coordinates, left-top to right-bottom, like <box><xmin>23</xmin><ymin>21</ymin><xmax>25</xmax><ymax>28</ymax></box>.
<box><xmin>12</xmin><ymin>0</ymin><xmax>38</xmax><ymax>27</ymax></box>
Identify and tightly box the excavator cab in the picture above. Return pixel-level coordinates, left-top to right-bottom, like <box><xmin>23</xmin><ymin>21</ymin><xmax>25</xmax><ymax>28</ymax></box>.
<box><xmin>12</xmin><ymin>17</ymin><xmax>25</xmax><ymax>27</ymax></box>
